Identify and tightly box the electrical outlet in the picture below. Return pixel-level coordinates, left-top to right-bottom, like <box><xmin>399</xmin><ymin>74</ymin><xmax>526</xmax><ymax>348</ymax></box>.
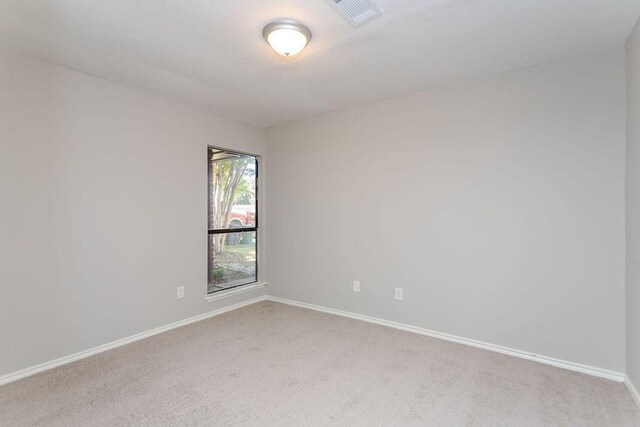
<box><xmin>177</xmin><ymin>286</ymin><xmax>185</xmax><ymax>299</ymax></box>
<box><xmin>353</xmin><ymin>280</ymin><xmax>361</xmax><ymax>293</ymax></box>
<box><xmin>395</xmin><ymin>287</ymin><xmax>403</xmax><ymax>301</ymax></box>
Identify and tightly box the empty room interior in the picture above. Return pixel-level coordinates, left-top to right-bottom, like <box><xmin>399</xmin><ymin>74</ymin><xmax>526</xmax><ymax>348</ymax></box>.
<box><xmin>3</xmin><ymin>0</ymin><xmax>640</xmax><ymax>425</ymax></box>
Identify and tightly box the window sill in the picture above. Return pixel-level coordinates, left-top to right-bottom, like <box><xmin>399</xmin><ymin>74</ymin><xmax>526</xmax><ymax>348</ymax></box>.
<box><xmin>205</xmin><ymin>282</ymin><xmax>267</xmax><ymax>303</ymax></box>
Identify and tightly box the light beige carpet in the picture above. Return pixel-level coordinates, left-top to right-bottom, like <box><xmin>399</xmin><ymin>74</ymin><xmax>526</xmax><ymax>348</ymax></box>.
<box><xmin>1</xmin><ymin>301</ymin><xmax>638</xmax><ymax>426</ymax></box>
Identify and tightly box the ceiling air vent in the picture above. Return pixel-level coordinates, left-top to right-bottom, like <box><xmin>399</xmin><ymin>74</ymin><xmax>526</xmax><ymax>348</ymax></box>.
<box><xmin>328</xmin><ymin>0</ymin><xmax>382</xmax><ymax>27</ymax></box>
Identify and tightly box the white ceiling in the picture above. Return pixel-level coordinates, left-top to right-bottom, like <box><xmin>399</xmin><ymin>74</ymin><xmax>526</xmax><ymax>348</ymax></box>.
<box><xmin>1</xmin><ymin>0</ymin><xmax>639</xmax><ymax>127</ymax></box>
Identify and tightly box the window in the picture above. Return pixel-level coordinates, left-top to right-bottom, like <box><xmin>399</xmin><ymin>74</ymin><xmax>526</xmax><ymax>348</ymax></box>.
<box><xmin>208</xmin><ymin>148</ymin><xmax>258</xmax><ymax>293</ymax></box>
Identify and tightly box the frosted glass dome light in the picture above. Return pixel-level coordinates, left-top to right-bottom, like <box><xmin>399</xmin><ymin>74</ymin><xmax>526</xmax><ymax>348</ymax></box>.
<box><xmin>263</xmin><ymin>20</ymin><xmax>312</xmax><ymax>57</ymax></box>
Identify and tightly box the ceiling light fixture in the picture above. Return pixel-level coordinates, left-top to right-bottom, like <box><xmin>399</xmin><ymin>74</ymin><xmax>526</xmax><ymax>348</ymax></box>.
<box><xmin>262</xmin><ymin>19</ymin><xmax>312</xmax><ymax>57</ymax></box>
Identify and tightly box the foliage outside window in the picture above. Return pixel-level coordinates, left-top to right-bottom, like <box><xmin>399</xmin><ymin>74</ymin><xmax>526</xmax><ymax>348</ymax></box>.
<box><xmin>208</xmin><ymin>148</ymin><xmax>257</xmax><ymax>293</ymax></box>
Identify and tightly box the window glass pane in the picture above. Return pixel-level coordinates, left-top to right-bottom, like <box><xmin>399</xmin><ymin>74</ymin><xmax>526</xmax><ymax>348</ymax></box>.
<box><xmin>208</xmin><ymin>148</ymin><xmax>258</xmax><ymax>294</ymax></box>
<box><xmin>209</xmin><ymin>151</ymin><xmax>256</xmax><ymax>230</ymax></box>
<box><xmin>208</xmin><ymin>232</ymin><xmax>256</xmax><ymax>293</ymax></box>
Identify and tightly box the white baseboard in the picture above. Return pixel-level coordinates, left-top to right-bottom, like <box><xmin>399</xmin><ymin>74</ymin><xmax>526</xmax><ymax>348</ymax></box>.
<box><xmin>626</xmin><ymin>375</ymin><xmax>640</xmax><ymax>409</ymax></box>
<box><xmin>1</xmin><ymin>293</ymin><xmax>627</xmax><ymax>389</ymax></box>
<box><xmin>0</xmin><ymin>295</ymin><xmax>267</xmax><ymax>386</ymax></box>
<box><xmin>266</xmin><ymin>296</ymin><xmax>625</xmax><ymax>382</ymax></box>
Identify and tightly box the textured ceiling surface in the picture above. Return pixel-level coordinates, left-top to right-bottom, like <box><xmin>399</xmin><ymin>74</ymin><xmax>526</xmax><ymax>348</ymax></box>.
<box><xmin>1</xmin><ymin>0</ymin><xmax>639</xmax><ymax>127</ymax></box>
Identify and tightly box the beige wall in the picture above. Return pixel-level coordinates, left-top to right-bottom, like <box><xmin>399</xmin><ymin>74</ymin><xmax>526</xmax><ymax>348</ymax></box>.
<box><xmin>0</xmin><ymin>46</ymin><xmax>631</xmax><ymax>380</ymax></box>
<box><xmin>0</xmin><ymin>51</ymin><xmax>266</xmax><ymax>377</ymax></box>
<box><xmin>626</xmin><ymin>18</ymin><xmax>640</xmax><ymax>390</ymax></box>
<box><xmin>266</xmin><ymin>50</ymin><xmax>626</xmax><ymax>372</ymax></box>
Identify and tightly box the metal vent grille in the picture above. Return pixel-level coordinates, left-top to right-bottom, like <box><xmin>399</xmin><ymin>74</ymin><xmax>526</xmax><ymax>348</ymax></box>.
<box><xmin>329</xmin><ymin>0</ymin><xmax>382</xmax><ymax>27</ymax></box>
